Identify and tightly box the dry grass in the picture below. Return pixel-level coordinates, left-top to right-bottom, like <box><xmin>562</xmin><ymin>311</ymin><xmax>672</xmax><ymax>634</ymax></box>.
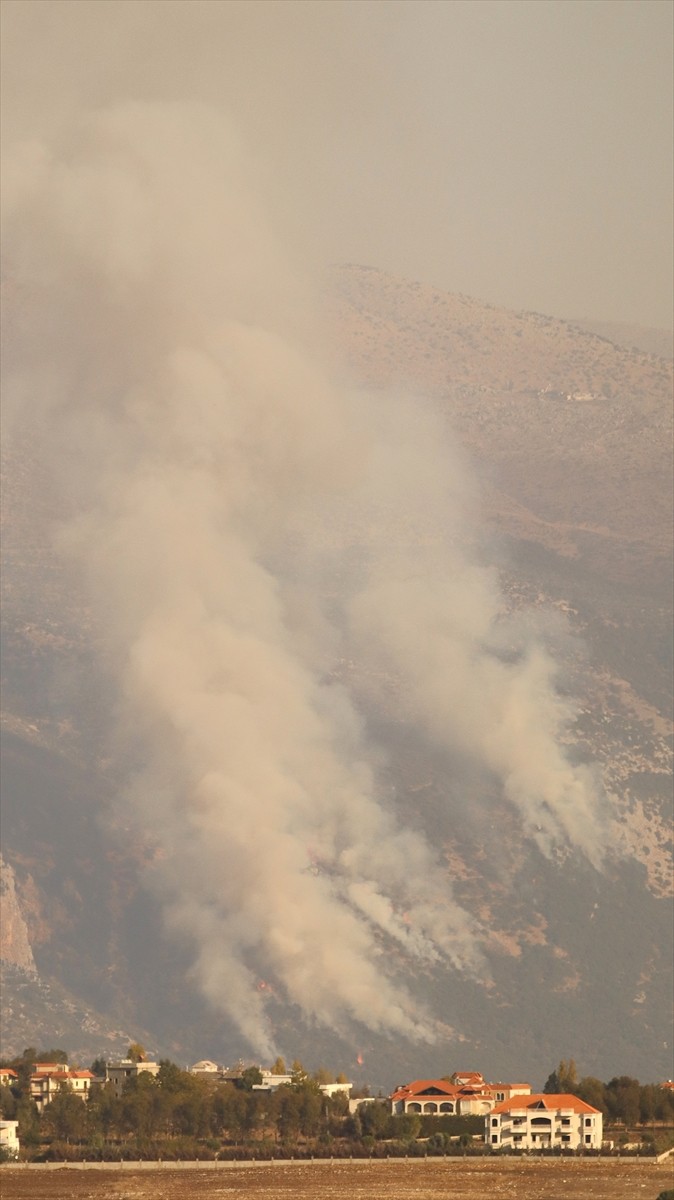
<box><xmin>2</xmin><ymin>1158</ymin><xmax>673</xmax><ymax>1200</ymax></box>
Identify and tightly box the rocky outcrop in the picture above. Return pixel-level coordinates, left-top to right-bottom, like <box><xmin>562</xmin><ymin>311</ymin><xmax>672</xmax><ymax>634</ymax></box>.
<box><xmin>0</xmin><ymin>855</ymin><xmax>37</xmax><ymax>975</ymax></box>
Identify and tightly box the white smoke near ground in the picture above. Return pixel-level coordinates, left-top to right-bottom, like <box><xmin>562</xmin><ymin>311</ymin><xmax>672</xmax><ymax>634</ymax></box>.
<box><xmin>2</xmin><ymin>96</ymin><xmax>615</xmax><ymax>1055</ymax></box>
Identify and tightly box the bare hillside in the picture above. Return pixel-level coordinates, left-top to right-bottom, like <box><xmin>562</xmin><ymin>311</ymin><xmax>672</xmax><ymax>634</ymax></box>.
<box><xmin>328</xmin><ymin>264</ymin><xmax>673</xmax><ymax>586</ymax></box>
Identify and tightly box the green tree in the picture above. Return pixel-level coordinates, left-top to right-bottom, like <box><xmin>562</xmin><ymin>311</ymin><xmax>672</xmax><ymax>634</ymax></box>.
<box><xmin>212</xmin><ymin>1083</ymin><xmax>250</xmax><ymax>1142</ymax></box>
<box><xmin>43</xmin><ymin>1089</ymin><xmax>88</xmax><ymax>1143</ymax></box>
<box><xmin>15</xmin><ymin>1096</ymin><xmax>40</xmax><ymax>1147</ymax></box>
<box><xmin>543</xmin><ymin>1058</ymin><xmax>578</xmax><ymax>1093</ymax></box>
<box><xmin>35</xmin><ymin>1048</ymin><xmax>68</xmax><ymax>1065</ymax></box>
<box><xmin>639</xmin><ymin>1083</ymin><xmax>658</xmax><ymax>1125</ymax></box>
<box><xmin>297</xmin><ymin>1083</ymin><xmax>323</xmax><ymax>1137</ymax></box>
<box><xmin>313</xmin><ymin>1066</ymin><xmax>335</xmax><ymax>1085</ymax></box>
<box><xmin>576</xmin><ymin>1076</ymin><xmax>607</xmax><ymax>1113</ymax></box>
<box><xmin>236</xmin><ymin>1065</ymin><xmax>263</xmax><ymax>1091</ymax></box>
<box><xmin>11</xmin><ymin>1049</ymin><xmax>39</xmax><ymax>1093</ymax></box>
<box><xmin>271</xmin><ymin>1056</ymin><xmax>286</xmax><ymax>1075</ymax></box>
<box><xmin>120</xmin><ymin>1070</ymin><xmax>163</xmax><ymax>1138</ymax></box>
<box><xmin>276</xmin><ymin>1088</ymin><xmax>302</xmax><ymax>1141</ymax></box>
<box><xmin>87</xmin><ymin>1082</ymin><xmax>121</xmax><ymax>1137</ymax></box>
<box><xmin>157</xmin><ymin>1059</ymin><xmax>187</xmax><ymax>1092</ymax></box>
<box><xmin>290</xmin><ymin>1059</ymin><xmax>308</xmax><ymax>1085</ymax></box>
<box><xmin>0</xmin><ymin>1085</ymin><xmax>17</xmax><ymax>1118</ymax></box>
<box><xmin>395</xmin><ymin>1112</ymin><xmax>421</xmax><ymax>1141</ymax></box>
<box><xmin>360</xmin><ymin>1100</ymin><xmax>390</xmax><ymax>1139</ymax></box>
<box><xmin>655</xmin><ymin>1085</ymin><xmax>674</xmax><ymax>1123</ymax></box>
<box><xmin>174</xmin><ymin>1086</ymin><xmax>210</xmax><ymax>1137</ymax></box>
<box><xmin>605</xmin><ymin>1076</ymin><xmax>640</xmax><ymax>1127</ymax></box>
<box><xmin>126</xmin><ymin>1042</ymin><xmax>146</xmax><ymax>1063</ymax></box>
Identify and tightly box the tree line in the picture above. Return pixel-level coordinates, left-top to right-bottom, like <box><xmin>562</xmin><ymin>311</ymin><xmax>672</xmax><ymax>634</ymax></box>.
<box><xmin>1</xmin><ymin>1047</ymin><xmax>672</xmax><ymax>1162</ymax></box>
<box><xmin>543</xmin><ymin>1059</ymin><xmax>674</xmax><ymax>1127</ymax></box>
<box><xmin>0</xmin><ymin>1047</ymin><xmax>448</xmax><ymax>1161</ymax></box>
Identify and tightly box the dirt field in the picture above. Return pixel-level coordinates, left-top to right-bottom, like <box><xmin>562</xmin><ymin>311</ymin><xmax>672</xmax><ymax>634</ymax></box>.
<box><xmin>1</xmin><ymin>1158</ymin><xmax>673</xmax><ymax>1200</ymax></box>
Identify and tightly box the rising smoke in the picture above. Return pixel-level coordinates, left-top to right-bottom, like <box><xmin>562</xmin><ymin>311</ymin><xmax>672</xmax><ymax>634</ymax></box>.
<box><xmin>2</xmin><ymin>77</ymin><xmax>615</xmax><ymax>1053</ymax></box>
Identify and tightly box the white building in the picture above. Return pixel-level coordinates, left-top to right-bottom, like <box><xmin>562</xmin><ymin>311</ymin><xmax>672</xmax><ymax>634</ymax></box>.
<box><xmin>390</xmin><ymin>1072</ymin><xmax>531</xmax><ymax>1117</ymax></box>
<box><xmin>0</xmin><ymin>1120</ymin><xmax>20</xmax><ymax>1159</ymax></box>
<box><xmin>486</xmin><ymin>1093</ymin><xmax>603</xmax><ymax>1150</ymax></box>
<box><xmin>105</xmin><ymin>1059</ymin><xmax>160</xmax><ymax>1098</ymax></box>
<box><xmin>189</xmin><ymin>1060</ymin><xmax>222</xmax><ymax>1075</ymax></box>
<box><xmin>253</xmin><ymin>1070</ymin><xmax>351</xmax><ymax>1100</ymax></box>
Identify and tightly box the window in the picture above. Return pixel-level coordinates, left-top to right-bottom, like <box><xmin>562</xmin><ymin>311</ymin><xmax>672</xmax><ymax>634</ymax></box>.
<box><xmin>585</xmin><ymin>1117</ymin><xmax>592</xmax><ymax>1126</ymax></box>
<box><xmin>491</xmin><ymin>1135</ymin><xmax>498</xmax><ymax>1144</ymax></box>
<box><xmin>585</xmin><ymin>1135</ymin><xmax>592</xmax><ymax>1144</ymax></box>
<box><xmin>492</xmin><ymin>1118</ymin><xmax>498</xmax><ymax>1127</ymax></box>
<box><xmin>561</xmin><ymin>1118</ymin><xmax>570</xmax><ymax>1126</ymax></box>
<box><xmin>561</xmin><ymin>1134</ymin><xmax>571</xmax><ymax>1143</ymax></box>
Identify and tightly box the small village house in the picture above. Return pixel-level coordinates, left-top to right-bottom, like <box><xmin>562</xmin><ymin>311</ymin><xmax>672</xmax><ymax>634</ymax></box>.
<box><xmin>0</xmin><ymin>1119</ymin><xmax>20</xmax><ymax>1159</ymax></box>
<box><xmin>253</xmin><ymin>1070</ymin><xmax>352</xmax><ymax>1099</ymax></box>
<box><xmin>105</xmin><ymin>1059</ymin><xmax>160</xmax><ymax>1098</ymax></box>
<box><xmin>29</xmin><ymin>1064</ymin><xmax>96</xmax><ymax>1113</ymax></box>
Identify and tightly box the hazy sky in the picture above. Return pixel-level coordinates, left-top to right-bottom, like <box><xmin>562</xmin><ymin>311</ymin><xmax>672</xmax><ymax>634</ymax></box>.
<box><xmin>0</xmin><ymin>0</ymin><xmax>636</xmax><ymax>1057</ymax></box>
<box><xmin>2</xmin><ymin>0</ymin><xmax>672</xmax><ymax>326</ymax></box>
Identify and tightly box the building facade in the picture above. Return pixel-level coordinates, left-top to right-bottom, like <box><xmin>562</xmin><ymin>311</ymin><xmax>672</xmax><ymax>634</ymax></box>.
<box><xmin>0</xmin><ymin>1119</ymin><xmax>20</xmax><ymax>1159</ymax></box>
<box><xmin>390</xmin><ymin>1072</ymin><xmax>531</xmax><ymax>1117</ymax></box>
<box><xmin>105</xmin><ymin>1059</ymin><xmax>160</xmax><ymax>1097</ymax></box>
<box><xmin>486</xmin><ymin>1093</ymin><xmax>603</xmax><ymax>1150</ymax></box>
<box><xmin>29</xmin><ymin>1065</ymin><xmax>96</xmax><ymax>1113</ymax></box>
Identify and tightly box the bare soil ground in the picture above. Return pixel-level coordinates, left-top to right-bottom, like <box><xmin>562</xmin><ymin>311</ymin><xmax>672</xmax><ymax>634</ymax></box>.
<box><xmin>2</xmin><ymin>1159</ymin><xmax>673</xmax><ymax>1200</ymax></box>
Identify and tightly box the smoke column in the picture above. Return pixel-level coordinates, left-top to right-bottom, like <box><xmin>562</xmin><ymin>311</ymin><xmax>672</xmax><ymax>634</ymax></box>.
<box><xmin>2</xmin><ymin>100</ymin><xmax>614</xmax><ymax>1051</ymax></box>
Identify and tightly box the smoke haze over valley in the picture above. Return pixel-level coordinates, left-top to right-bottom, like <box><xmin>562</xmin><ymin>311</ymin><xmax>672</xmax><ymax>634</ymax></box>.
<box><xmin>1</xmin><ymin>1</ymin><xmax>672</xmax><ymax>1088</ymax></box>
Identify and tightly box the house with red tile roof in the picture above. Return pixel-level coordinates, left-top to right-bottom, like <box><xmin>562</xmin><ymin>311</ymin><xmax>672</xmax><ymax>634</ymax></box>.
<box><xmin>0</xmin><ymin>1068</ymin><xmax>18</xmax><ymax>1088</ymax></box>
<box><xmin>486</xmin><ymin>1093</ymin><xmax>603</xmax><ymax>1150</ymax></box>
<box><xmin>29</xmin><ymin>1066</ymin><xmax>96</xmax><ymax>1113</ymax></box>
<box><xmin>390</xmin><ymin>1071</ymin><xmax>531</xmax><ymax>1117</ymax></box>
<box><xmin>390</xmin><ymin>1079</ymin><xmax>461</xmax><ymax>1115</ymax></box>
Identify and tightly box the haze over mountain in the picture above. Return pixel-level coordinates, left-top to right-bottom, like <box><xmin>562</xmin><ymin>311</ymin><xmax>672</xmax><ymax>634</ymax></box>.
<box><xmin>2</xmin><ymin>263</ymin><xmax>672</xmax><ymax>1087</ymax></box>
<box><xmin>1</xmin><ymin>1</ymin><xmax>672</xmax><ymax>1091</ymax></box>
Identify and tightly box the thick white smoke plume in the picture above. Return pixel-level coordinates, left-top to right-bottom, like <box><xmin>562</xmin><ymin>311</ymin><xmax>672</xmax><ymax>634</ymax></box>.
<box><xmin>2</xmin><ymin>97</ymin><xmax>613</xmax><ymax>1055</ymax></box>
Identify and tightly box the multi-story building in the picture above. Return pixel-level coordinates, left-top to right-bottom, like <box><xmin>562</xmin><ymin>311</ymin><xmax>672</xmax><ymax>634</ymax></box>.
<box><xmin>105</xmin><ymin>1059</ymin><xmax>160</xmax><ymax>1098</ymax></box>
<box><xmin>486</xmin><ymin>1093</ymin><xmax>603</xmax><ymax>1150</ymax></box>
<box><xmin>29</xmin><ymin>1065</ymin><xmax>96</xmax><ymax>1113</ymax></box>
<box><xmin>390</xmin><ymin>1071</ymin><xmax>531</xmax><ymax>1117</ymax></box>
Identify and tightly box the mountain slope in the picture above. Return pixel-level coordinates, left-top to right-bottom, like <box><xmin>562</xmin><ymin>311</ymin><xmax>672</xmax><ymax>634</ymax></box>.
<box><xmin>1</xmin><ymin>267</ymin><xmax>672</xmax><ymax>1087</ymax></box>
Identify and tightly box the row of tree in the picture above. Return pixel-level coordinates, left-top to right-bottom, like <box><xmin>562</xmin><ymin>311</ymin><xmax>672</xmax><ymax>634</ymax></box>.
<box><xmin>0</xmin><ymin>1049</ymin><xmax>484</xmax><ymax>1159</ymax></box>
<box><xmin>543</xmin><ymin>1059</ymin><xmax>674</xmax><ymax>1126</ymax></box>
<box><xmin>1</xmin><ymin>1048</ymin><xmax>672</xmax><ymax>1161</ymax></box>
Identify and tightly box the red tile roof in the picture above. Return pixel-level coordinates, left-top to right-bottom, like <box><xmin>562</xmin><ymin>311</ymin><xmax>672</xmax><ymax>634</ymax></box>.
<box><xmin>31</xmin><ymin>1070</ymin><xmax>94</xmax><ymax>1082</ymax></box>
<box><xmin>390</xmin><ymin>1079</ymin><xmax>459</xmax><ymax>1101</ymax></box>
<box><xmin>490</xmin><ymin>1093</ymin><xmax>600</xmax><ymax>1115</ymax></box>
